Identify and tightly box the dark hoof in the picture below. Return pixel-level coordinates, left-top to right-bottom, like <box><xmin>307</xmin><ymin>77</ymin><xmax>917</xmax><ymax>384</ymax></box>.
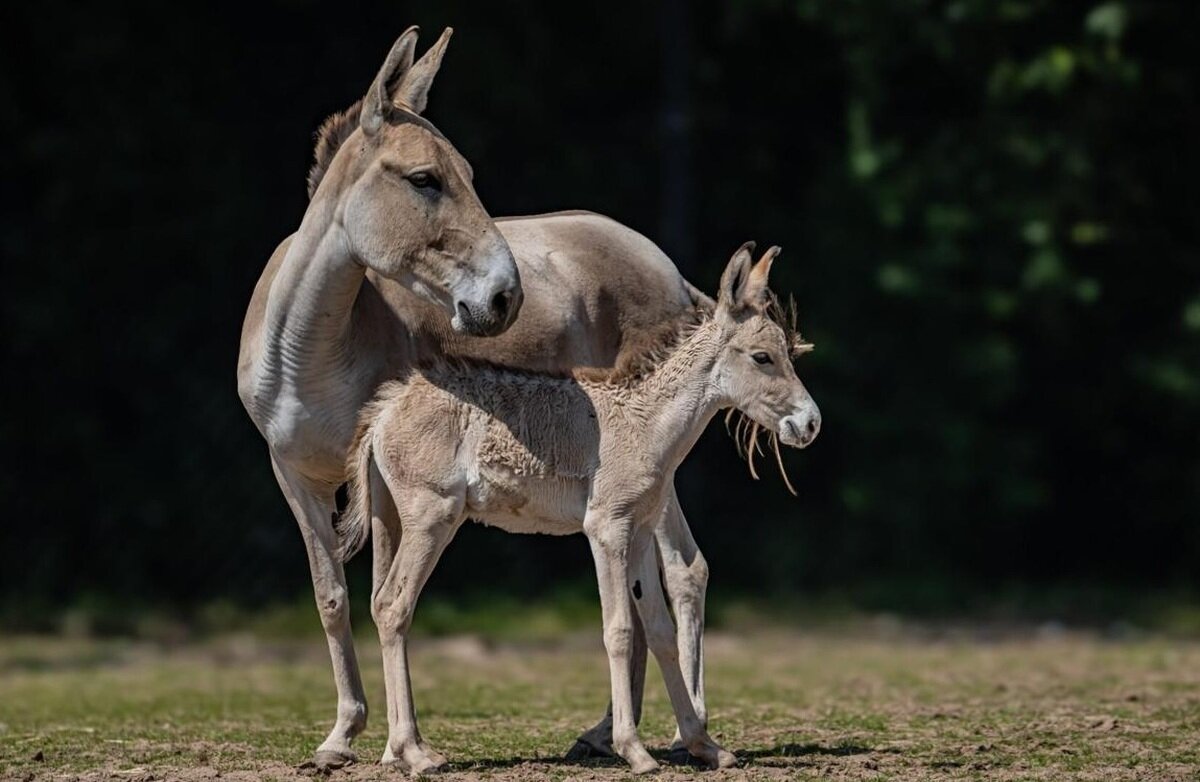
<box><xmin>664</xmin><ymin>745</ymin><xmax>705</xmax><ymax>767</ymax></box>
<box><xmin>300</xmin><ymin>750</ymin><xmax>356</xmax><ymax>773</ymax></box>
<box><xmin>565</xmin><ymin>738</ymin><xmax>615</xmax><ymax>761</ymax></box>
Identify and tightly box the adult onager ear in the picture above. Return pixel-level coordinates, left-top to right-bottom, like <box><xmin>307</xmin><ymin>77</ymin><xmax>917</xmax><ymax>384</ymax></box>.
<box><xmin>361</xmin><ymin>27</ymin><xmax>420</xmax><ymax>135</ymax></box>
<box><xmin>360</xmin><ymin>26</ymin><xmax>453</xmax><ymax>135</ymax></box>
<box><xmin>394</xmin><ymin>27</ymin><xmax>453</xmax><ymax>114</ymax></box>
<box><xmin>718</xmin><ymin>242</ymin><xmax>781</xmax><ymax>314</ymax></box>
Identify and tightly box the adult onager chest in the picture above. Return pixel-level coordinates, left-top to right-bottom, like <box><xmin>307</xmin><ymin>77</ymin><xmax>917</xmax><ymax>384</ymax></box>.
<box><xmin>338</xmin><ymin>243</ymin><xmax>821</xmax><ymax>774</ymax></box>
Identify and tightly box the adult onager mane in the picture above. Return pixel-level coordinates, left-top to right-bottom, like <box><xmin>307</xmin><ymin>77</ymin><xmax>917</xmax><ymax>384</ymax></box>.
<box><xmin>308</xmin><ymin>99</ymin><xmax>365</xmax><ymax>199</ymax></box>
<box><xmin>338</xmin><ymin>244</ymin><xmax>821</xmax><ymax>773</ymax></box>
<box><xmin>237</xmin><ymin>26</ymin><xmax>720</xmax><ymax>771</ymax></box>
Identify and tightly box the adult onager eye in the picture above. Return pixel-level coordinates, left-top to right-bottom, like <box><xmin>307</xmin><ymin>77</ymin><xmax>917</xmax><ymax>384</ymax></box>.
<box><xmin>406</xmin><ymin>171</ymin><xmax>441</xmax><ymax>192</ymax></box>
<box><xmin>752</xmin><ymin>351</ymin><xmax>773</xmax><ymax>365</ymax></box>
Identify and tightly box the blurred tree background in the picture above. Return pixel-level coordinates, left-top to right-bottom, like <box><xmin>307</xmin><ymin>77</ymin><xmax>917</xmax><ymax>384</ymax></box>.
<box><xmin>2</xmin><ymin>0</ymin><xmax>1198</xmax><ymax>630</ymax></box>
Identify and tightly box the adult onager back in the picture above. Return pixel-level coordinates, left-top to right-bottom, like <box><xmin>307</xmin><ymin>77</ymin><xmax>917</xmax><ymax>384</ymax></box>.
<box><xmin>339</xmin><ymin>243</ymin><xmax>821</xmax><ymax>773</ymax></box>
<box><xmin>237</xmin><ymin>27</ymin><xmax>715</xmax><ymax>769</ymax></box>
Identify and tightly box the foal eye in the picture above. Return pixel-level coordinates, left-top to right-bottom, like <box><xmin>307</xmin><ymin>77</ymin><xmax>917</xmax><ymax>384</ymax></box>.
<box><xmin>406</xmin><ymin>171</ymin><xmax>441</xmax><ymax>192</ymax></box>
<box><xmin>752</xmin><ymin>352</ymin><xmax>773</xmax><ymax>365</ymax></box>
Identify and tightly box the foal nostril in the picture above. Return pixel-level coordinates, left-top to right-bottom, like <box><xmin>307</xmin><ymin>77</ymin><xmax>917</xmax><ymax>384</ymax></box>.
<box><xmin>806</xmin><ymin>415</ymin><xmax>821</xmax><ymax>436</ymax></box>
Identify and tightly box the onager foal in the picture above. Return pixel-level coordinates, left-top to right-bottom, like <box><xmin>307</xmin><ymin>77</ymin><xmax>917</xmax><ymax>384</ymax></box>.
<box><xmin>339</xmin><ymin>243</ymin><xmax>821</xmax><ymax>773</ymax></box>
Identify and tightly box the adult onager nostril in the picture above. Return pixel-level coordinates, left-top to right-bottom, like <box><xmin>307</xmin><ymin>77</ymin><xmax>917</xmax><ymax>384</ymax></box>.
<box><xmin>806</xmin><ymin>415</ymin><xmax>821</xmax><ymax>436</ymax></box>
<box><xmin>492</xmin><ymin>290</ymin><xmax>511</xmax><ymax>319</ymax></box>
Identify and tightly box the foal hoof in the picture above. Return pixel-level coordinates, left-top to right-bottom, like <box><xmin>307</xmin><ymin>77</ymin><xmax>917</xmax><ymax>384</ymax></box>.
<box><xmin>713</xmin><ymin>748</ymin><xmax>738</xmax><ymax>769</ymax></box>
<box><xmin>565</xmin><ymin>738</ymin><xmax>615</xmax><ymax>761</ymax></box>
<box><xmin>300</xmin><ymin>749</ymin><xmax>356</xmax><ymax>772</ymax></box>
<box><xmin>630</xmin><ymin>755</ymin><xmax>660</xmax><ymax>775</ymax></box>
<box><xmin>381</xmin><ymin>742</ymin><xmax>448</xmax><ymax>775</ymax></box>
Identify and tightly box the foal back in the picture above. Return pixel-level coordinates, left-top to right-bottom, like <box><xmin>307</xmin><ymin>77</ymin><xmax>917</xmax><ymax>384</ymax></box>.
<box><xmin>340</xmin><ymin>367</ymin><xmax>605</xmax><ymax>557</ymax></box>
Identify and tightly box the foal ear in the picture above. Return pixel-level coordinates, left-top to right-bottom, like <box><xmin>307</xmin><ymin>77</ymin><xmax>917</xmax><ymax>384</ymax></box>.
<box><xmin>394</xmin><ymin>27</ymin><xmax>453</xmax><ymax>116</ymax></box>
<box><xmin>361</xmin><ymin>27</ymin><xmax>420</xmax><ymax>135</ymax></box>
<box><xmin>718</xmin><ymin>242</ymin><xmax>756</xmax><ymax>311</ymax></box>
<box><xmin>741</xmin><ymin>246</ymin><xmax>781</xmax><ymax>311</ymax></box>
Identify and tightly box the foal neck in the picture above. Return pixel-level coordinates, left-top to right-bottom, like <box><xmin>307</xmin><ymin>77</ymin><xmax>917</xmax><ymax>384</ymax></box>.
<box><xmin>617</xmin><ymin>318</ymin><xmax>726</xmax><ymax>466</ymax></box>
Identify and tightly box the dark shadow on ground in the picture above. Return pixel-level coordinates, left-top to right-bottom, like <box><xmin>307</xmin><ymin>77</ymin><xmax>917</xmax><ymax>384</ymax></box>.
<box><xmin>739</xmin><ymin>742</ymin><xmax>890</xmax><ymax>759</ymax></box>
<box><xmin>441</xmin><ymin>742</ymin><xmax>888</xmax><ymax>773</ymax></box>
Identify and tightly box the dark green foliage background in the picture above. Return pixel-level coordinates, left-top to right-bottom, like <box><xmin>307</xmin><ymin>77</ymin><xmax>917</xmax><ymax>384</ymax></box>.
<box><xmin>2</xmin><ymin>0</ymin><xmax>1197</xmax><ymax>619</ymax></box>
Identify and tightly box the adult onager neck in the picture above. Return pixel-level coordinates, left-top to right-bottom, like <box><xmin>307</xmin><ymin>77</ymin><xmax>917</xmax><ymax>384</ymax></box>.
<box><xmin>338</xmin><ymin>243</ymin><xmax>820</xmax><ymax>774</ymax></box>
<box><xmin>237</xmin><ymin>27</ymin><xmax>717</xmax><ymax>770</ymax></box>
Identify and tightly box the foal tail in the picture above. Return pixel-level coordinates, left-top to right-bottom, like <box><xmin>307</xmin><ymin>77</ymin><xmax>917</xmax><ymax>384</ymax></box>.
<box><xmin>336</xmin><ymin>417</ymin><xmax>376</xmax><ymax>563</ymax></box>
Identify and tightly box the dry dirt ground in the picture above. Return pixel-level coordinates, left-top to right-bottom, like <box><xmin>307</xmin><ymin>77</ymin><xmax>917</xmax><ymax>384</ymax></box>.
<box><xmin>1</xmin><ymin>630</ymin><xmax>1198</xmax><ymax>781</ymax></box>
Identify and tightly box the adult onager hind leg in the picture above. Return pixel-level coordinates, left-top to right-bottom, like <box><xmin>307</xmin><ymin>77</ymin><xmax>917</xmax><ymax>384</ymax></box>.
<box><xmin>339</xmin><ymin>243</ymin><xmax>821</xmax><ymax>773</ymax></box>
<box><xmin>237</xmin><ymin>26</ymin><xmax>714</xmax><ymax>768</ymax></box>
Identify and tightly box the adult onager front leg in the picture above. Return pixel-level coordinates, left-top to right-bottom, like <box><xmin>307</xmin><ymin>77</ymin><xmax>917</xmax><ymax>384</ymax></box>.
<box><xmin>271</xmin><ymin>457</ymin><xmax>366</xmax><ymax>769</ymax></box>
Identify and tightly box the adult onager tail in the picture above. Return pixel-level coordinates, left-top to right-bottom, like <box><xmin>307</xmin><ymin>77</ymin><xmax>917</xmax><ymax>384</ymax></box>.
<box><xmin>237</xmin><ymin>26</ymin><xmax>714</xmax><ymax>769</ymax></box>
<box><xmin>340</xmin><ymin>243</ymin><xmax>820</xmax><ymax>773</ymax></box>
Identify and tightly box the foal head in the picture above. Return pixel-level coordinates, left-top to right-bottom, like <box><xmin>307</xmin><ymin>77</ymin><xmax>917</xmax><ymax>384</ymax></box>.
<box><xmin>313</xmin><ymin>27</ymin><xmax>522</xmax><ymax>337</ymax></box>
<box><xmin>710</xmin><ymin>243</ymin><xmax>821</xmax><ymax>451</ymax></box>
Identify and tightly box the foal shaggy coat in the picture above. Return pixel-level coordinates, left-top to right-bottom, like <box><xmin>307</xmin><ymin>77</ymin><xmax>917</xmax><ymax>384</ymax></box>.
<box><xmin>339</xmin><ymin>244</ymin><xmax>820</xmax><ymax>773</ymax></box>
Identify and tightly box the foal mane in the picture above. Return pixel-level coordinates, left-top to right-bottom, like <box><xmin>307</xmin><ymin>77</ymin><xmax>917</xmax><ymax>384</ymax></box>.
<box><xmin>572</xmin><ymin>313</ymin><xmax>706</xmax><ymax>386</ymax></box>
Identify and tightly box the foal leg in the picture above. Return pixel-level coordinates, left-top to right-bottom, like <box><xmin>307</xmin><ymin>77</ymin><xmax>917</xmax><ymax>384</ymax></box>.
<box><xmin>566</xmin><ymin>603</ymin><xmax>648</xmax><ymax>759</ymax></box>
<box><xmin>584</xmin><ymin>513</ymin><xmax>657</xmax><ymax>774</ymax></box>
<box><xmin>656</xmin><ymin>484</ymin><xmax>710</xmax><ymax>753</ymax></box>
<box><xmin>271</xmin><ymin>456</ymin><xmax>367</xmax><ymax>769</ymax></box>
<box><xmin>631</xmin><ymin>528</ymin><xmax>736</xmax><ymax>770</ymax></box>
<box><xmin>372</xmin><ymin>480</ymin><xmax>462</xmax><ymax>774</ymax></box>
<box><xmin>571</xmin><ymin>489</ymin><xmax>701</xmax><ymax>760</ymax></box>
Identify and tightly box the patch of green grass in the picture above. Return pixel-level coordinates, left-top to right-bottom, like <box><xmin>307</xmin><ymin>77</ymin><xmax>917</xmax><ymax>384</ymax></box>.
<box><xmin>2</xmin><ymin>633</ymin><xmax>1200</xmax><ymax>780</ymax></box>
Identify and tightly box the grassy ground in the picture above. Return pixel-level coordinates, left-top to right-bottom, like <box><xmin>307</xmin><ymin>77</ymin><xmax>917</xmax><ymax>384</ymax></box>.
<box><xmin>2</xmin><ymin>631</ymin><xmax>1199</xmax><ymax>781</ymax></box>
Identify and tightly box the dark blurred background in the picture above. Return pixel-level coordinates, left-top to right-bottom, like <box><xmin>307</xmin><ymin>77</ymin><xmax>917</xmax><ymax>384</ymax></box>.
<box><xmin>3</xmin><ymin>0</ymin><xmax>1198</xmax><ymax>633</ymax></box>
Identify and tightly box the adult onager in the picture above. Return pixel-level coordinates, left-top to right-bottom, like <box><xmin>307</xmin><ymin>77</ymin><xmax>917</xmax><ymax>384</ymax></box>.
<box><xmin>339</xmin><ymin>243</ymin><xmax>820</xmax><ymax>773</ymax></box>
<box><xmin>237</xmin><ymin>27</ymin><xmax>713</xmax><ymax>769</ymax></box>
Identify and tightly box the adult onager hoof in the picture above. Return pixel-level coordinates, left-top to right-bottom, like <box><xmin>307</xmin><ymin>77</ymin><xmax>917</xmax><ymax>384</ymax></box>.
<box><xmin>303</xmin><ymin>749</ymin><xmax>356</xmax><ymax>771</ymax></box>
<box><xmin>381</xmin><ymin>740</ymin><xmax>448</xmax><ymax>774</ymax></box>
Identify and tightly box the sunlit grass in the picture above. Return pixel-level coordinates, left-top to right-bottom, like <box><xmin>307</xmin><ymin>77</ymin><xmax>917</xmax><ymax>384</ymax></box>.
<box><xmin>2</xmin><ymin>632</ymin><xmax>1200</xmax><ymax>780</ymax></box>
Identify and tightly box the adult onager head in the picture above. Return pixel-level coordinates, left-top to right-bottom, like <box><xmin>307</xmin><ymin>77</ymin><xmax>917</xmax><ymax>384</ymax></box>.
<box><xmin>312</xmin><ymin>27</ymin><xmax>522</xmax><ymax>335</ymax></box>
<box><xmin>337</xmin><ymin>242</ymin><xmax>819</xmax><ymax>773</ymax></box>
